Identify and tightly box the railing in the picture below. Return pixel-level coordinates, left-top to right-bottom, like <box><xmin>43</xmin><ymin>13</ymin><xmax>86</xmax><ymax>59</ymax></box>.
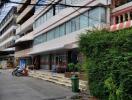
<box><xmin>112</xmin><ymin>1</ymin><xmax>132</xmax><ymax>13</ymax></box>
<box><xmin>17</xmin><ymin>5</ymin><xmax>34</xmax><ymax>23</ymax></box>
<box><xmin>16</xmin><ymin>16</ymin><xmax>34</xmax><ymax>35</ymax></box>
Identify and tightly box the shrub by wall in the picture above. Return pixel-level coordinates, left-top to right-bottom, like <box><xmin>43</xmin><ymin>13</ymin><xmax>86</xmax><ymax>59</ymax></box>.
<box><xmin>79</xmin><ymin>29</ymin><xmax>132</xmax><ymax>100</ymax></box>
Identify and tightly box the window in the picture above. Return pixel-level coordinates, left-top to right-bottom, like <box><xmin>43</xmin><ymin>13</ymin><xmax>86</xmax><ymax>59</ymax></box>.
<box><xmin>100</xmin><ymin>7</ymin><xmax>106</xmax><ymax>23</ymax></box>
<box><xmin>34</xmin><ymin>7</ymin><xmax>106</xmax><ymax>45</ymax></box>
<box><xmin>66</xmin><ymin>21</ymin><xmax>71</xmax><ymax>34</ymax></box>
<box><xmin>59</xmin><ymin>23</ymin><xmax>65</xmax><ymax>36</ymax></box>
<box><xmin>55</xmin><ymin>5</ymin><xmax>65</xmax><ymax>14</ymax></box>
<box><xmin>54</xmin><ymin>27</ymin><xmax>60</xmax><ymax>38</ymax></box>
<box><xmin>47</xmin><ymin>30</ymin><xmax>54</xmax><ymax>41</ymax></box>
<box><xmin>89</xmin><ymin>7</ymin><xmax>101</xmax><ymax>26</ymax></box>
<box><xmin>43</xmin><ymin>14</ymin><xmax>47</xmax><ymax>23</ymax></box>
<box><xmin>80</xmin><ymin>11</ymin><xmax>89</xmax><ymax>29</ymax></box>
<box><xmin>47</xmin><ymin>8</ymin><xmax>53</xmax><ymax>20</ymax></box>
<box><xmin>42</xmin><ymin>33</ymin><xmax>47</xmax><ymax>42</ymax></box>
<box><xmin>71</xmin><ymin>16</ymin><xmax>80</xmax><ymax>32</ymax></box>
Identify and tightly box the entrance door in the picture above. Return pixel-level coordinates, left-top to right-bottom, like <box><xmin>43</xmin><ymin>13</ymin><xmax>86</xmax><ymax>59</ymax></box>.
<box><xmin>55</xmin><ymin>54</ymin><xmax>67</xmax><ymax>73</ymax></box>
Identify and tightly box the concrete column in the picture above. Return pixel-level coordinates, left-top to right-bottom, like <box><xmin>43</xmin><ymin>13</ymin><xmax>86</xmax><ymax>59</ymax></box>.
<box><xmin>123</xmin><ymin>14</ymin><xmax>126</xmax><ymax>22</ymax></box>
<box><xmin>127</xmin><ymin>12</ymin><xmax>131</xmax><ymax>20</ymax></box>
<box><xmin>118</xmin><ymin>15</ymin><xmax>121</xmax><ymax>23</ymax></box>
<box><xmin>113</xmin><ymin>16</ymin><xmax>116</xmax><ymax>24</ymax></box>
<box><xmin>106</xmin><ymin>7</ymin><xmax>110</xmax><ymax>25</ymax></box>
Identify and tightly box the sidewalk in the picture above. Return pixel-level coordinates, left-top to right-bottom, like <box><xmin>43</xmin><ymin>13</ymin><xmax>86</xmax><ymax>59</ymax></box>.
<box><xmin>28</xmin><ymin>70</ymin><xmax>88</xmax><ymax>91</ymax></box>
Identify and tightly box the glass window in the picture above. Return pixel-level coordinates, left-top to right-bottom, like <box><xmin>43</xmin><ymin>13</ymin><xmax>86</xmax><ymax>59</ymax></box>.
<box><xmin>89</xmin><ymin>8</ymin><xmax>100</xmax><ymax>27</ymax></box>
<box><xmin>71</xmin><ymin>16</ymin><xmax>80</xmax><ymax>32</ymax></box>
<box><xmin>80</xmin><ymin>11</ymin><xmax>89</xmax><ymax>28</ymax></box>
<box><xmin>66</xmin><ymin>21</ymin><xmax>71</xmax><ymax>34</ymax></box>
<box><xmin>59</xmin><ymin>23</ymin><xmax>65</xmax><ymax>36</ymax></box>
<box><xmin>42</xmin><ymin>33</ymin><xmax>47</xmax><ymax>42</ymax></box>
<box><xmin>71</xmin><ymin>0</ymin><xmax>84</xmax><ymax>4</ymax></box>
<box><xmin>71</xmin><ymin>19</ymin><xmax>76</xmax><ymax>32</ymax></box>
<box><xmin>54</xmin><ymin>27</ymin><xmax>60</xmax><ymax>38</ymax></box>
<box><xmin>47</xmin><ymin>30</ymin><xmax>54</xmax><ymax>41</ymax></box>
<box><xmin>66</xmin><ymin>0</ymin><xmax>72</xmax><ymax>4</ymax></box>
<box><xmin>47</xmin><ymin>8</ymin><xmax>53</xmax><ymax>20</ymax></box>
<box><xmin>40</xmin><ymin>16</ymin><xmax>43</xmax><ymax>25</ymax></box>
<box><xmin>43</xmin><ymin>14</ymin><xmax>47</xmax><ymax>23</ymax></box>
<box><xmin>99</xmin><ymin>7</ymin><xmax>106</xmax><ymax>23</ymax></box>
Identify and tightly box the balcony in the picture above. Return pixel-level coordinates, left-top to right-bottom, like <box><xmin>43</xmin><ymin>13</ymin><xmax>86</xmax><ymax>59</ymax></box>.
<box><xmin>17</xmin><ymin>0</ymin><xmax>29</xmax><ymax>12</ymax></box>
<box><xmin>112</xmin><ymin>1</ymin><xmax>132</xmax><ymax>13</ymax></box>
<box><xmin>0</xmin><ymin>36</ymin><xmax>15</xmax><ymax>47</ymax></box>
<box><xmin>15</xmin><ymin>31</ymin><xmax>34</xmax><ymax>43</ymax></box>
<box><xmin>16</xmin><ymin>16</ymin><xmax>34</xmax><ymax>35</ymax></box>
<box><xmin>15</xmin><ymin>48</ymin><xmax>32</xmax><ymax>57</ymax></box>
<box><xmin>0</xmin><ymin>25</ymin><xmax>17</xmax><ymax>40</ymax></box>
<box><xmin>0</xmin><ymin>16</ymin><xmax>14</xmax><ymax>32</ymax></box>
<box><xmin>17</xmin><ymin>0</ymin><xmax>37</xmax><ymax>23</ymax></box>
<box><xmin>17</xmin><ymin>6</ymin><xmax>34</xmax><ymax>23</ymax></box>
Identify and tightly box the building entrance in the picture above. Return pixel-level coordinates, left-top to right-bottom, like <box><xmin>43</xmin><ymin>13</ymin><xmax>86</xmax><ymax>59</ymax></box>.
<box><xmin>51</xmin><ymin>53</ymin><xmax>67</xmax><ymax>73</ymax></box>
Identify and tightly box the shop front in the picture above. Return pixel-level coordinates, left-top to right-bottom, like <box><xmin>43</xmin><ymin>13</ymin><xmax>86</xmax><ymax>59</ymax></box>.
<box><xmin>39</xmin><ymin>49</ymin><xmax>79</xmax><ymax>73</ymax></box>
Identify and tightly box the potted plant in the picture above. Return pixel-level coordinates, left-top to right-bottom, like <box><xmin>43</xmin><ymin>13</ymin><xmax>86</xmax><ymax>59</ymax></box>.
<box><xmin>65</xmin><ymin>63</ymin><xmax>75</xmax><ymax>78</ymax></box>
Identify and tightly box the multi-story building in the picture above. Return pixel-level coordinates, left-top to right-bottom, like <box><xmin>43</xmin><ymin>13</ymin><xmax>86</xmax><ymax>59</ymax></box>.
<box><xmin>14</xmin><ymin>0</ymin><xmax>37</xmax><ymax>68</ymax></box>
<box><xmin>29</xmin><ymin>0</ymin><xmax>110</xmax><ymax>72</ymax></box>
<box><xmin>0</xmin><ymin>6</ymin><xmax>17</xmax><ymax>68</ymax></box>
<box><xmin>110</xmin><ymin>0</ymin><xmax>132</xmax><ymax>31</ymax></box>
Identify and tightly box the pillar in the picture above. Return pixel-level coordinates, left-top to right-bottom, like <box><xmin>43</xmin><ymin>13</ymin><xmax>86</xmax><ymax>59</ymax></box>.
<box><xmin>127</xmin><ymin>12</ymin><xmax>130</xmax><ymax>20</ymax></box>
<box><xmin>123</xmin><ymin>14</ymin><xmax>126</xmax><ymax>22</ymax></box>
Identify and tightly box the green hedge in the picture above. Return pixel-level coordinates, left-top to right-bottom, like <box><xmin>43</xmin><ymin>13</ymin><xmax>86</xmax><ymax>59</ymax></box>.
<box><xmin>79</xmin><ymin>29</ymin><xmax>132</xmax><ymax>100</ymax></box>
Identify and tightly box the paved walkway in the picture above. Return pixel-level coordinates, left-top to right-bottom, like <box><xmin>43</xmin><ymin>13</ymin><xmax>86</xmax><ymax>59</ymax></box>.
<box><xmin>29</xmin><ymin>70</ymin><xmax>88</xmax><ymax>91</ymax></box>
<box><xmin>0</xmin><ymin>70</ymin><xmax>75</xmax><ymax>100</ymax></box>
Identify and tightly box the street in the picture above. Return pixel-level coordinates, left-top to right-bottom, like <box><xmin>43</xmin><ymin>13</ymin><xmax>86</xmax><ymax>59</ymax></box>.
<box><xmin>0</xmin><ymin>70</ymin><xmax>75</xmax><ymax>100</ymax></box>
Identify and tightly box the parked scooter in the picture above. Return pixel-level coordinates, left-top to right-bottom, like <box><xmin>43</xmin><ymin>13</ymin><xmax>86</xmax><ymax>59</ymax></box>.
<box><xmin>12</xmin><ymin>66</ymin><xmax>28</xmax><ymax>77</ymax></box>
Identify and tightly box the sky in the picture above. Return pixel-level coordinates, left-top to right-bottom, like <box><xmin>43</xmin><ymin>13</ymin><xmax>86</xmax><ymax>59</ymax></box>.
<box><xmin>0</xmin><ymin>0</ymin><xmax>22</xmax><ymax>22</ymax></box>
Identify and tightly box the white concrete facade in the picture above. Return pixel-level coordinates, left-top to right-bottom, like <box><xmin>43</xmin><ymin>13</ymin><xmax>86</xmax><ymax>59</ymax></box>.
<box><xmin>30</xmin><ymin>0</ymin><xmax>110</xmax><ymax>55</ymax></box>
<box><xmin>0</xmin><ymin>7</ymin><xmax>16</xmax><ymax>51</ymax></box>
<box><xmin>15</xmin><ymin>0</ymin><xmax>37</xmax><ymax>58</ymax></box>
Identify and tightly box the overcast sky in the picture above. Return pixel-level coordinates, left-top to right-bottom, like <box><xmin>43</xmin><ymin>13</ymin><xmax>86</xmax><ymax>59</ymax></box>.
<box><xmin>0</xmin><ymin>0</ymin><xmax>22</xmax><ymax>22</ymax></box>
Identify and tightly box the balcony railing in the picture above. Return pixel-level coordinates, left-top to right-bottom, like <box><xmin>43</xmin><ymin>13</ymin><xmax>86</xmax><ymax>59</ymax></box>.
<box><xmin>0</xmin><ymin>25</ymin><xmax>17</xmax><ymax>40</ymax></box>
<box><xmin>112</xmin><ymin>1</ymin><xmax>132</xmax><ymax>13</ymax></box>
<box><xmin>17</xmin><ymin>6</ymin><xmax>34</xmax><ymax>23</ymax></box>
<box><xmin>17</xmin><ymin>0</ymin><xmax>29</xmax><ymax>12</ymax></box>
<box><xmin>16</xmin><ymin>16</ymin><xmax>34</xmax><ymax>35</ymax></box>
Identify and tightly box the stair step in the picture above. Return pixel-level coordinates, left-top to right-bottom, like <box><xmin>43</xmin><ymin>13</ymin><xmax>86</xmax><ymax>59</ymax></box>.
<box><xmin>29</xmin><ymin>71</ymin><xmax>87</xmax><ymax>90</ymax></box>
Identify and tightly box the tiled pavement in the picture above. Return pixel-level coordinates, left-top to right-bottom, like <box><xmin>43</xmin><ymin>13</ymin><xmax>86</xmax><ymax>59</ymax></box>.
<box><xmin>28</xmin><ymin>70</ymin><xmax>88</xmax><ymax>91</ymax></box>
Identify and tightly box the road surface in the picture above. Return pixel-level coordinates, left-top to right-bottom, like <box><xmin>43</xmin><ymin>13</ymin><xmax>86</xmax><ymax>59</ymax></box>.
<box><xmin>0</xmin><ymin>70</ymin><xmax>75</xmax><ymax>100</ymax></box>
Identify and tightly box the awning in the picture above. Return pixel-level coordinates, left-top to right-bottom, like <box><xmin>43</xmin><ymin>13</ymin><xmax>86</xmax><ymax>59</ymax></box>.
<box><xmin>29</xmin><ymin>44</ymin><xmax>64</xmax><ymax>55</ymax></box>
<box><xmin>29</xmin><ymin>42</ymin><xmax>78</xmax><ymax>55</ymax></box>
<box><xmin>110</xmin><ymin>20</ymin><xmax>132</xmax><ymax>31</ymax></box>
<box><xmin>15</xmin><ymin>32</ymin><xmax>34</xmax><ymax>43</ymax></box>
<box><xmin>64</xmin><ymin>42</ymin><xmax>78</xmax><ymax>49</ymax></box>
<box><xmin>2</xmin><ymin>47</ymin><xmax>15</xmax><ymax>52</ymax></box>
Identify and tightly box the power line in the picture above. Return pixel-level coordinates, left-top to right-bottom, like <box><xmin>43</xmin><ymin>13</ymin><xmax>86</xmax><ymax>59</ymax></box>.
<box><xmin>1</xmin><ymin>0</ymin><xmax>110</xmax><ymax>8</ymax></box>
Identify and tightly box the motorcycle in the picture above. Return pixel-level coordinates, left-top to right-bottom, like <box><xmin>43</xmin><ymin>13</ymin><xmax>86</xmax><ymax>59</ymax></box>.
<box><xmin>12</xmin><ymin>66</ymin><xmax>26</xmax><ymax>77</ymax></box>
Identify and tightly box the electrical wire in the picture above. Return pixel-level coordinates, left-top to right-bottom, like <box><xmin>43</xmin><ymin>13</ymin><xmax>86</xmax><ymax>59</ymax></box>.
<box><xmin>1</xmin><ymin>0</ymin><xmax>110</xmax><ymax>8</ymax></box>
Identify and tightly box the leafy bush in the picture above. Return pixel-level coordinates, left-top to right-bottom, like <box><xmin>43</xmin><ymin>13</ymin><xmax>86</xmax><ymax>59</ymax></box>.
<box><xmin>75</xmin><ymin>62</ymin><xmax>82</xmax><ymax>72</ymax></box>
<box><xmin>79</xmin><ymin>29</ymin><xmax>132</xmax><ymax>100</ymax></box>
<box><xmin>67</xmin><ymin>63</ymin><xmax>75</xmax><ymax>72</ymax></box>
